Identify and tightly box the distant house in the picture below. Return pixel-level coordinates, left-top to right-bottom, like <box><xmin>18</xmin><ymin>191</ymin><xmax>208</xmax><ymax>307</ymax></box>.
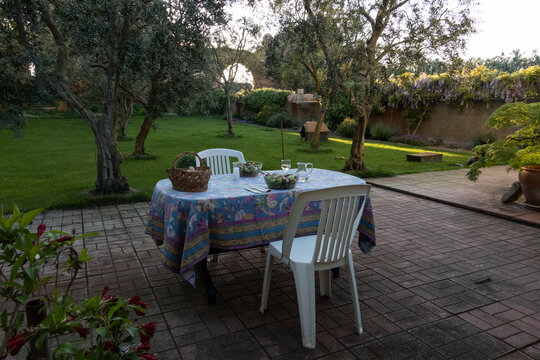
<box><xmin>300</xmin><ymin>121</ymin><xmax>330</xmax><ymax>141</ymax></box>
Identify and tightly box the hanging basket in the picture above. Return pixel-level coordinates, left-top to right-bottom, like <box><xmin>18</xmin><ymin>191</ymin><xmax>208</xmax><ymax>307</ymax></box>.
<box><xmin>166</xmin><ymin>152</ymin><xmax>211</xmax><ymax>192</ymax></box>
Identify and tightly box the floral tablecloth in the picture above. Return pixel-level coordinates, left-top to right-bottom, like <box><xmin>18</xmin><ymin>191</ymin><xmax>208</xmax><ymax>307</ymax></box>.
<box><xmin>145</xmin><ymin>169</ymin><xmax>376</xmax><ymax>281</ymax></box>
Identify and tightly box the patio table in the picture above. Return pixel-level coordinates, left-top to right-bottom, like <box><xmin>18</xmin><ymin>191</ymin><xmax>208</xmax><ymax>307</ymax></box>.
<box><xmin>145</xmin><ymin>168</ymin><xmax>376</xmax><ymax>302</ymax></box>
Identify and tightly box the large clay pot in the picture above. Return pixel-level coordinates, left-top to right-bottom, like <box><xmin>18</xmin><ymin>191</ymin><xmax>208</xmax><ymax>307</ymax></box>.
<box><xmin>519</xmin><ymin>165</ymin><xmax>540</xmax><ymax>208</ymax></box>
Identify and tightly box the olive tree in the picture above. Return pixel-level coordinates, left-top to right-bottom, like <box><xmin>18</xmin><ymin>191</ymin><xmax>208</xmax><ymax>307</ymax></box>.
<box><xmin>6</xmin><ymin>0</ymin><xmax>149</xmax><ymax>194</ymax></box>
<box><xmin>301</xmin><ymin>0</ymin><xmax>476</xmax><ymax>170</ymax></box>
<box><xmin>269</xmin><ymin>2</ymin><xmax>344</xmax><ymax>148</ymax></box>
<box><xmin>118</xmin><ymin>0</ymin><xmax>225</xmax><ymax>156</ymax></box>
<box><xmin>210</xmin><ymin>17</ymin><xmax>259</xmax><ymax>137</ymax></box>
<box><xmin>3</xmin><ymin>0</ymin><xmax>226</xmax><ymax>191</ymax></box>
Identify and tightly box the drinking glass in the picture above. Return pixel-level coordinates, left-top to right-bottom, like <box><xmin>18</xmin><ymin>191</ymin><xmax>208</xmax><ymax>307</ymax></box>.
<box><xmin>281</xmin><ymin>159</ymin><xmax>291</xmax><ymax>173</ymax></box>
<box><xmin>232</xmin><ymin>161</ymin><xmax>241</xmax><ymax>180</ymax></box>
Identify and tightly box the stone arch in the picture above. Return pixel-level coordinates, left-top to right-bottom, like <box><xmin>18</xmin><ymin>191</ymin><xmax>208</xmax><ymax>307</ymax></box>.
<box><xmin>221</xmin><ymin>49</ymin><xmax>274</xmax><ymax>89</ymax></box>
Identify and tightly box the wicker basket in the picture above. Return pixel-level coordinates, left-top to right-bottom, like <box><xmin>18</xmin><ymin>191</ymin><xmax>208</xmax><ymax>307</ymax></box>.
<box><xmin>166</xmin><ymin>152</ymin><xmax>211</xmax><ymax>192</ymax></box>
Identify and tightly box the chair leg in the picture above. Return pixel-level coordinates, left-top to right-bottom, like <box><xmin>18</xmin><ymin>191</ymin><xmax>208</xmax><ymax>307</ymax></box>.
<box><xmin>260</xmin><ymin>253</ymin><xmax>273</xmax><ymax>314</ymax></box>
<box><xmin>346</xmin><ymin>251</ymin><xmax>363</xmax><ymax>334</ymax></box>
<box><xmin>318</xmin><ymin>269</ymin><xmax>331</xmax><ymax>297</ymax></box>
<box><xmin>292</xmin><ymin>263</ymin><xmax>316</xmax><ymax>349</ymax></box>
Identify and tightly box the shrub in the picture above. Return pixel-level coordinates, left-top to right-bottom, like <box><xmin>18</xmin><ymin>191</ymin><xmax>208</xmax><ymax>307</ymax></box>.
<box><xmin>389</xmin><ymin>134</ymin><xmax>427</xmax><ymax>146</ymax></box>
<box><xmin>336</xmin><ymin>117</ymin><xmax>357</xmax><ymax>138</ymax></box>
<box><xmin>370</xmin><ymin>123</ymin><xmax>398</xmax><ymax>141</ymax></box>
<box><xmin>255</xmin><ymin>104</ymin><xmax>282</xmax><ymax>124</ymax></box>
<box><xmin>325</xmin><ymin>102</ymin><xmax>354</xmax><ymax>130</ymax></box>
<box><xmin>237</xmin><ymin>88</ymin><xmax>292</xmax><ymax>114</ymax></box>
<box><xmin>473</xmin><ymin>133</ymin><xmax>496</xmax><ymax>146</ymax></box>
<box><xmin>266</xmin><ymin>111</ymin><xmax>293</xmax><ymax>128</ymax></box>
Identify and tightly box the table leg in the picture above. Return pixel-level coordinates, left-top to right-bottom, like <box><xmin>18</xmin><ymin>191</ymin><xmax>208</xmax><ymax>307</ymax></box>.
<box><xmin>332</xmin><ymin>267</ymin><xmax>340</xmax><ymax>278</ymax></box>
<box><xmin>194</xmin><ymin>260</ymin><xmax>217</xmax><ymax>305</ymax></box>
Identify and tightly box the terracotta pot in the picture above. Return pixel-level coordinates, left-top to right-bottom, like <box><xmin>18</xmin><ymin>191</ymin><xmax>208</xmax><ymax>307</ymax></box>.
<box><xmin>519</xmin><ymin>165</ymin><xmax>540</xmax><ymax>208</ymax></box>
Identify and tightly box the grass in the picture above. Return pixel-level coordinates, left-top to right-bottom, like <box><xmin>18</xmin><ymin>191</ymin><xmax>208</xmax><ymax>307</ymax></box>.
<box><xmin>0</xmin><ymin>112</ymin><xmax>471</xmax><ymax>210</ymax></box>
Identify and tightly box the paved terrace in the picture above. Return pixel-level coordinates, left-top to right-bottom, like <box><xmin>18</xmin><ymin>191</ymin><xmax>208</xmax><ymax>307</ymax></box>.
<box><xmin>29</xmin><ymin>166</ymin><xmax>539</xmax><ymax>359</ymax></box>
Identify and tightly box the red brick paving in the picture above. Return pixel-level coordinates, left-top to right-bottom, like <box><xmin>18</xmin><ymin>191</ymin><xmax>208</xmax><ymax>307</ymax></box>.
<box><xmin>7</xmin><ymin>178</ymin><xmax>539</xmax><ymax>359</ymax></box>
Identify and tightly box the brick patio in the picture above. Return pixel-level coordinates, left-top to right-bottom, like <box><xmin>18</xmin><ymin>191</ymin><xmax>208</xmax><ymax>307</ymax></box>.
<box><xmin>29</xmin><ymin>184</ymin><xmax>540</xmax><ymax>359</ymax></box>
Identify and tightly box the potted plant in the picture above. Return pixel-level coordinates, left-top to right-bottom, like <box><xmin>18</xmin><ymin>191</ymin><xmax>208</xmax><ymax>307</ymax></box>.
<box><xmin>467</xmin><ymin>102</ymin><xmax>540</xmax><ymax>207</ymax></box>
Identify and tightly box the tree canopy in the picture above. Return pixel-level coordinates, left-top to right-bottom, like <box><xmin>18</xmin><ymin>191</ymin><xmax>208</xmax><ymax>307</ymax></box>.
<box><xmin>1</xmin><ymin>0</ymin><xmax>226</xmax><ymax>193</ymax></box>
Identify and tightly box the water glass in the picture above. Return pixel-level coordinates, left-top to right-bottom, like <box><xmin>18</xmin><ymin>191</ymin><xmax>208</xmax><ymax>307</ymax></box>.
<box><xmin>232</xmin><ymin>161</ymin><xmax>240</xmax><ymax>180</ymax></box>
<box><xmin>281</xmin><ymin>159</ymin><xmax>291</xmax><ymax>173</ymax></box>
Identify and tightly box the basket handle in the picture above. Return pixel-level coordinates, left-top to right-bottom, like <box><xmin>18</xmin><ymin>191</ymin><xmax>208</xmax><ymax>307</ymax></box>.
<box><xmin>172</xmin><ymin>151</ymin><xmax>205</xmax><ymax>169</ymax></box>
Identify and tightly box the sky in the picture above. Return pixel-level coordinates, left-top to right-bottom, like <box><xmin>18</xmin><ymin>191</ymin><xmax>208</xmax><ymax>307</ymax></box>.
<box><xmin>229</xmin><ymin>0</ymin><xmax>539</xmax><ymax>61</ymax></box>
<box><xmin>464</xmin><ymin>0</ymin><xmax>540</xmax><ymax>59</ymax></box>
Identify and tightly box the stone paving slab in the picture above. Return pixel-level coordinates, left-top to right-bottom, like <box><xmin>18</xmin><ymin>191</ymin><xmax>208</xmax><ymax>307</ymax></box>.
<box><xmin>368</xmin><ymin>166</ymin><xmax>540</xmax><ymax>227</ymax></box>
<box><xmin>5</xmin><ymin>187</ymin><xmax>538</xmax><ymax>359</ymax></box>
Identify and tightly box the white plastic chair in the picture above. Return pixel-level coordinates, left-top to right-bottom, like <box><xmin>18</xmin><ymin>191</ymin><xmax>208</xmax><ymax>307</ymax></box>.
<box><xmin>197</xmin><ymin>149</ymin><xmax>246</xmax><ymax>262</ymax></box>
<box><xmin>259</xmin><ymin>184</ymin><xmax>371</xmax><ymax>349</ymax></box>
<box><xmin>196</xmin><ymin>148</ymin><xmax>245</xmax><ymax>175</ymax></box>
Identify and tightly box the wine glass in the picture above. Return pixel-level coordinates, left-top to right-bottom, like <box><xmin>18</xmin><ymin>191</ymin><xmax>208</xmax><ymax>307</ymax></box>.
<box><xmin>281</xmin><ymin>159</ymin><xmax>291</xmax><ymax>173</ymax></box>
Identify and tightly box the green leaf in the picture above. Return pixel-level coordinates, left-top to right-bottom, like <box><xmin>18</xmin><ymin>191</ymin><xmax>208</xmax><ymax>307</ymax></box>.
<box><xmin>25</xmin><ymin>266</ymin><xmax>39</xmax><ymax>281</ymax></box>
<box><xmin>23</xmin><ymin>276</ymin><xmax>35</xmax><ymax>295</ymax></box>
<box><xmin>86</xmin><ymin>295</ymin><xmax>100</xmax><ymax>311</ymax></box>
<box><xmin>35</xmin><ymin>275</ymin><xmax>52</xmax><ymax>288</ymax></box>
<box><xmin>5</xmin><ymin>206</ymin><xmax>22</xmax><ymax>229</ymax></box>
<box><xmin>1</xmin><ymin>309</ymin><xmax>8</xmax><ymax>329</ymax></box>
<box><xmin>96</xmin><ymin>326</ymin><xmax>109</xmax><ymax>338</ymax></box>
<box><xmin>20</xmin><ymin>208</ymin><xmax>44</xmax><ymax>229</ymax></box>
<box><xmin>107</xmin><ymin>302</ymin><xmax>123</xmax><ymax>320</ymax></box>
<box><xmin>125</xmin><ymin>325</ymin><xmax>138</xmax><ymax>338</ymax></box>
<box><xmin>0</xmin><ymin>281</ymin><xmax>25</xmax><ymax>290</ymax></box>
<box><xmin>10</xmin><ymin>252</ymin><xmax>26</xmax><ymax>281</ymax></box>
<box><xmin>15</xmin><ymin>312</ymin><xmax>24</xmax><ymax>329</ymax></box>
<box><xmin>55</xmin><ymin>342</ymin><xmax>78</xmax><ymax>355</ymax></box>
<box><xmin>19</xmin><ymin>234</ymin><xmax>32</xmax><ymax>252</ymax></box>
<box><xmin>35</xmin><ymin>333</ymin><xmax>47</xmax><ymax>351</ymax></box>
<box><xmin>78</xmin><ymin>248</ymin><xmax>93</xmax><ymax>262</ymax></box>
<box><xmin>49</xmin><ymin>230</ymin><xmax>70</xmax><ymax>236</ymax></box>
<box><xmin>76</xmin><ymin>232</ymin><xmax>99</xmax><ymax>239</ymax></box>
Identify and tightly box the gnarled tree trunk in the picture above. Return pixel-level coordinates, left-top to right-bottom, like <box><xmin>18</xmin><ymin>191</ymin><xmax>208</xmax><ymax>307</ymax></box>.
<box><xmin>132</xmin><ymin>114</ymin><xmax>152</xmax><ymax>156</ymax></box>
<box><xmin>310</xmin><ymin>92</ymin><xmax>330</xmax><ymax>149</ymax></box>
<box><xmin>344</xmin><ymin>99</ymin><xmax>371</xmax><ymax>171</ymax></box>
<box><xmin>225</xmin><ymin>88</ymin><xmax>235</xmax><ymax>137</ymax></box>
<box><xmin>118</xmin><ymin>96</ymin><xmax>133</xmax><ymax>139</ymax></box>
<box><xmin>93</xmin><ymin>63</ymin><xmax>129</xmax><ymax>193</ymax></box>
<box><xmin>345</xmin><ymin>113</ymin><xmax>368</xmax><ymax>170</ymax></box>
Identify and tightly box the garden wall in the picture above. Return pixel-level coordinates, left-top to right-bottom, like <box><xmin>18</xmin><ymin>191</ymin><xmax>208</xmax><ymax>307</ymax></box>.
<box><xmin>370</xmin><ymin>101</ymin><xmax>512</xmax><ymax>148</ymax></box>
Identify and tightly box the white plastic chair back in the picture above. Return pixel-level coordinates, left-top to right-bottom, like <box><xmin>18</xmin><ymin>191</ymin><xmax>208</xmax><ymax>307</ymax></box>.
<box><xmin>281</xmin><ymin>185</ymin><xmax>370</xmax><ymax>266</ymax></box>
<box><xmin>196</xmin><ymin>148</ymin><xmax>245</xmax><ymax>175</ymax></box>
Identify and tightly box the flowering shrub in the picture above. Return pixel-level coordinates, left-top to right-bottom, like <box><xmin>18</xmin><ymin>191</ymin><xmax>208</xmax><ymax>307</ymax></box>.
<box><xmin>14</xmin><ymin>287</ymin><xmax>157</xmax><ymax>359</ymax></box>
<box><xmin>336</xmin><ymin>117</ymin><xmax>357</xmax><ymax>138</ymax></box>
<box><xmin>0</xmin><ymin>206</ymin><xmax>94</xmax><ymax>357</ymax></box>
<box><xmin>0</xmin><ymin>207</ymin><xmax>157</xmax><ymax>359</ymax></box>
<box><xmin>387</xmin><ymin>66</ymin><xmax>540</xmax><ymax>134</ymax></box>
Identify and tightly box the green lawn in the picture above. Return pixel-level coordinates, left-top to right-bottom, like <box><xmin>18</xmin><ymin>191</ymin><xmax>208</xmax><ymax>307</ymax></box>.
<box><xmin>0</xmin><ymin>112</ymin><xmax>471</xmax><ymax>210</ymax></box>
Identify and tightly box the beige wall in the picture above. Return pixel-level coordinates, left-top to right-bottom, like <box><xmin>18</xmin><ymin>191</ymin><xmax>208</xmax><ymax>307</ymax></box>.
<box><xmin>370</xmin><ymin>101</ymin><xmax>513</xmax><ymax>147</ymax></box>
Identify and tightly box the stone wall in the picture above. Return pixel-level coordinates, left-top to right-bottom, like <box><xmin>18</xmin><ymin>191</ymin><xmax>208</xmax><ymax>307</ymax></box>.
<box><xmin>370</xmin><ymin>101</ymin><xmax>512</xmax><ymax>148</ymax></box>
